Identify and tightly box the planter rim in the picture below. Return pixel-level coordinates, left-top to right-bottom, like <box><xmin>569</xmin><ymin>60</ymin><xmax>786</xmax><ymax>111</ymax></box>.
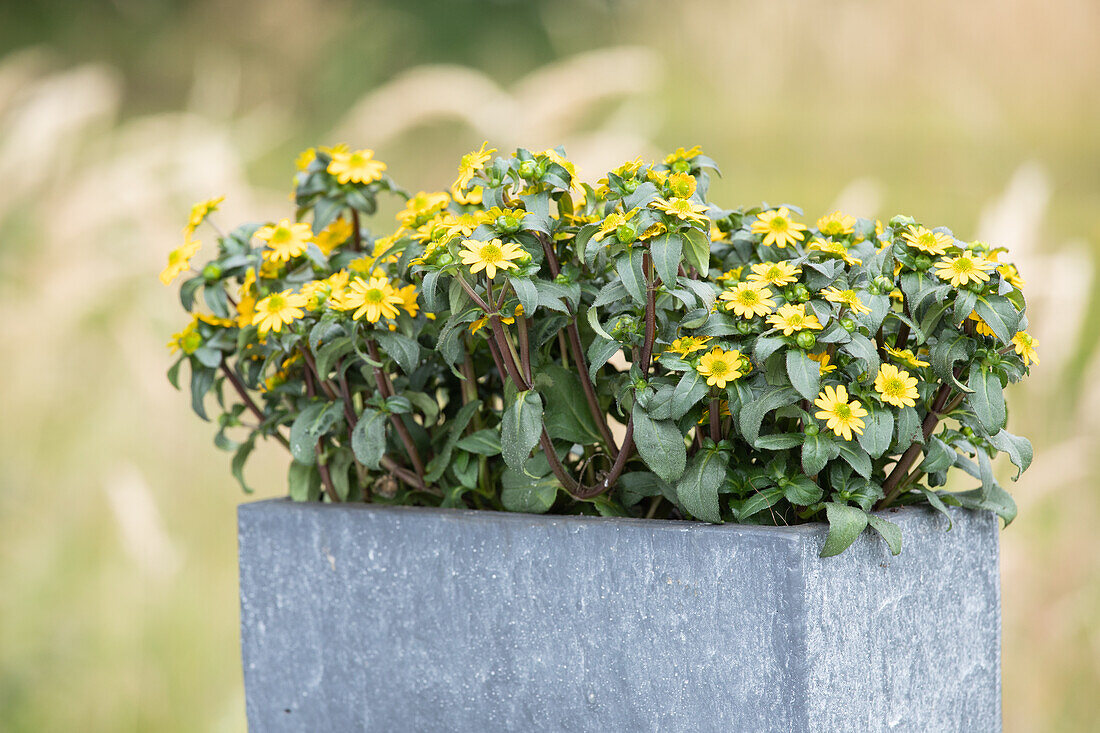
<box><xmin>241</xmin><ymin>497</ymin><xmax>950</xmax><ymax>540</ymax></box>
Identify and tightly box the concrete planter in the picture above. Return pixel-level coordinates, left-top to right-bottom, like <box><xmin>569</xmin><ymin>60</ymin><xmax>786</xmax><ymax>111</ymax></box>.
<box><xmin>238</xmin><ymin>500</ymin><xmax>1000</xmax><ymax>732</ymax></box>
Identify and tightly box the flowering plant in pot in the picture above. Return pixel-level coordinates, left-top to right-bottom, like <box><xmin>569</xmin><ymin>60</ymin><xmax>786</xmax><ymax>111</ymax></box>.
<box><xmin>164</xmin><ymin>143</ymin><xmax>1034</xmax><ymax>729</ymax></box>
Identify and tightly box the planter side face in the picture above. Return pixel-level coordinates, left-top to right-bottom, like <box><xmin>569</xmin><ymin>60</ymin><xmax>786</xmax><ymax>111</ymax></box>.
<box><xmin>238</xmin><ymin>503</ymin><xmax>1000</xmax><ymax>732</ymax></box>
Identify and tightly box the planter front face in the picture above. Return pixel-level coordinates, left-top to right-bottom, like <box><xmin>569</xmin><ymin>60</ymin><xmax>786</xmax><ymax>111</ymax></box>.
<box><xmin>238</xmin><ymin>502</ymin><xmax>1000</xmax><ymax>732</ymax></box>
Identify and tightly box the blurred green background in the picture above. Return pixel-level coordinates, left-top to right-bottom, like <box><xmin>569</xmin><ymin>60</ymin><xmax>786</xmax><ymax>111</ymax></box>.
<box><xmin>1</xmin><ymin>0</ymin><xmax>1097</xmax><ymax>730</ymax></box>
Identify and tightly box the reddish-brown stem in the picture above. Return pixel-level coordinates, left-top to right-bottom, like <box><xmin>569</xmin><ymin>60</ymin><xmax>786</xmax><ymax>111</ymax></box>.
<box><xmin>877</xmin><ymin>383</ymin><xmax>952</xmax><ymax>508</ymax></box>
<box><xmin>365</xmin><ymin>339</ymin><xmax>428</xmax><ymax>489</ymax></box>
<box><xmin>709</xmin><ymin>396</ymin><xmax>720</xmax><ymax>443</ymax></box>
<box><xmin>350</xmin><ymin>209</ymin><xmax>362</xmax><ymax>252</ymax></box>
<box><xmin>303</xmin><ymin>371</ymin><xmax>340</xmax><ymax>502</ymax></box>
<box><xmin>297</xmin><ymin>347</ymin><xmax>339</xmax><ymax>401</ymax></box>
<box><xmin>219</xmin><ymin>359</ymin><xmax>289</xmax><ymax>449</ymax></box>
<box><xmin>516</xmin><ymin>314</ymin><xmax>532</xmax><ymax>384</ymax></box>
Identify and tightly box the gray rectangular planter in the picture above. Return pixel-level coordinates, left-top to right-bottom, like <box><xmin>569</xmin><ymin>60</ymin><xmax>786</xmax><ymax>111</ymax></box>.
<box><xmin>238</xmin><ymin>500</ymin><xmax>1000</xmax><ymax>732</ymax></box>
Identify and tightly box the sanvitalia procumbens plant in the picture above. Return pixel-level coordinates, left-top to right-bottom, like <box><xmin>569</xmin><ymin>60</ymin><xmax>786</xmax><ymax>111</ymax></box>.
<box><xmin>164</xmin><ymin>143</ymin><xmax>1036</xmax><ymax>556</ymax></box>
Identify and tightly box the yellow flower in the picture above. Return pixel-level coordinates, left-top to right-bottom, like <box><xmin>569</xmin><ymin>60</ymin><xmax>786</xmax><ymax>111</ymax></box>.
<box><xmin>256</xmin><ymin>218</ymin><xmax>313</xmax><ymax>263</ymax></box>
<box><xmin>808</xmin><ymin>352</ymin><xmax>836</xmax><ymax>374</ymax></box>
<box><xmin>325</xmin><ymin>271</ymin><xmax>350</xmax><ymax>307</ymax></box>
<box><xmin>295</xmin><ymin>147</ymin><xmax>316</xmax><ymax>171</ymax></box>
<box><xmin>902</xmin><ymin>227</ymin><xmax>954</xmax><ymax>256</ymax></box>
<box><xmin>327</xmin><ymin>148</ymin><xmax>386</xmax><ymax>185</ymax></box>
<box><xmin>1012</xmin><ymin>331</ymin><xmax>1039</xmax><ymax>366</ymax></box>
<box><xmin>451</xmin><ymin>184</ymin><xmax>483</xmax><ymax>205</ymax></box>
<box><xmin>184</xmin><ymin>196</ymin><xmax>224</xmax><ymax>235</ymax></box>
<box><xmin>696</xmin><ymin>347</ymin><xmax>745</xmax><ymax>389</ymax></box>
<box><xmin>667</xmin><ymin>172</ymin><xmax>697</xmax><ymax>199</ymax></box>
<box><xmin>651</xmin><ymin>197</ymin><xmax>709</xmax><ymax>226</ymax></box>
<box><xmin>668</xmin><ymin>335</ymin><xmax>712</xmax><ymax>357</ymax></box>
<box><xmin>167</xmin><ymin>319</ymin><xmax>203</xmax><ymax>355</ymax></box>
<box><xmin>967</xmin><ymin>311</ymin><xmax>997</xmax><ymax>338</ymax></box>
<box><xmin>459</xmin><ymin>238</ymin><xmax>526</xmax><ymax>280</ymax></box>
<box><xmin>816</xmin><ymin>211</ymin><xmax>856</xmax><ymax>237</ymax></box>
<box><xmin>484</xmin><ymin>206</ymin><xmax>529</xmax><ymax>229</ymax></box>
<box><xmin>720</xmin><ymin>282</ymin><xmax>776</xmax><ymax>318</ymax></box>
<box><xmin>808</xmin><ymin>237</ymin><xmax>862</xmax><ymax>266</ymax></box>
<box><xmin>314</xmin><ymin>217</ymin><xmax>354</xmax><ymax>256</ymax></box>
<box><xmin>160</xmin><ymin>237</ymin><xmax>201</xmax><ymax>285</ymax></box>
<box><xmin>998</xmin><ymin>263</ymin><xmax>1025</xmax><ymax>289</ymax></box>
<box><xmin>888</xmin><ymin>288</ymin><xmax>904</xmax><ymax>301</ymax></box>
<box><xmin>299</xmin><ymin>279</ymin><xmax>332</xmax><ymax>311</ymax></box>
<box><xmin>340</xmin><ymin>276</ymin><xmax>402</xmax><ymax>323</ymax></box>
<box><xmin>714</xmin><ymin>267</ymin><xmax>743</xmax><ymax>285</ymax></box>
<box><xmin>747</xmin><ymin>261</ymin><xmax>802</xmax><ymax>287</ymax></box>
<box><xmin>397</xmin><ymin>191</ymin><xmax>450</xmax><ymax>228</ymax></box>
<box><xmin>814</xmin><ymin>385</ymin><xmax>868</xmax><ymax>441</ymax></box>
<box><xmin>766</xmin><ymin>303</ymin><xmax>824</xmax><ymax>336</ymax></box>
<box><xmin>252</xmin><ymin>290</ymin><xmax>307</xmax><ymax>335</ymax></box>
<box><xmin>594</xmin><ymin>208</ymin><xmax>638</xmax><ymax>242</ymax></box>
<box><xmin>820</xmin><ymin>286</ymin><xmax>871</xmax><ymax>315</ymax></box>
<box><xmin>396</xmin><ymin>283</ymin><xmax>419</xmax><ymax>317</ymax></box>
<box><xmin>934</xmin><ymin>253</ymin><xmax>996</xmax><ymax>288</ymax></box>
<box><xmin>664</xmin><ymin>145</ymin><xmax>702</xmax><ymax>164</ymax></box>
<box><xmin>195</xmin><ymin>312</ymin><xmax>235</xmax><ymax>328</ymax></box>
<box><xmin>638</xmin><ymin>222</ymin><xmax>668</xmax><ymax>240</ymax></box>
<box><xmin>885</xmin><ymin>345</ymin><xmax>929</xmax><ymax>369</ymax></box>
<box><xmin>874</xmin><ymin>364</ymin><xmax>919</xmax><ymax>408</ymax></box>
<box><xmin>710</xmin><ymin>225</ymin><xmax>726</xmax><ymax>243</ymax></box>
<box><xmin>751</xmin><ymin>207</ymin><xmax>809</xmax><ymax>248</ymax></box>
<box><xmin>454</xmin><ymin>141</ymin><xmax>495</xmax><ymax>192</ymax></box>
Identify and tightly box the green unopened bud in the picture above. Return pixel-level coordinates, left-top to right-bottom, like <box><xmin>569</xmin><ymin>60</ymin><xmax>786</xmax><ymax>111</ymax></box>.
<box><xmin>803</xmin><ymin>423</ymin><xmax>819</xmax><ymax>437</ymax></box>
<box><xmin>517</xmin><ymin>160</ymin><xmax>537</xmax><ymax>178</ymax></box>
<box><xmin>914</xmin><ymin>255</ymin><xmax>933</xmax><ymax>271</ymax></box>
<box><xmin>496</xmin><ymin>215</ymin><xmax>520</xmax><ymax>233</ymax></box>
<box><xmin>840</xmin><ymin>317</ymin><xmax>856</xmax><ymax>332</ymax></box>
<box><xmin>180</xmin><ymin>330</ymin><xmax>203</xmax><ymax>354</ymax></box>
<box><xmin>791</xmin><ymin>284</ymin><xmax>810</xmax><ymax>302</ymax></box>
<box><xmin>615</xmin><ymin>224</ymin><xmax>637</xmax><ymax>244</ymax></box>
<box><xmin>554</xmin><ymin>272</ymin><xmax>572</xmax><ymax>286</ymax></box>
<box><xmin>795</xmin><ymin>331</ymin><xmax>817</xmax><ymax>350</ymax></box>
<box><xmin>514</xmin><ymin>249</ymin><xmax>532</xmax><ymax>265</ymax></box>
<box><xmin>671</xmin><ymin>160</ymin><xmax>691</xmax><ymax>174</ymax></box>
<box><xmin>736</xmin><ymin>319</ymin><xmax>757</xmax><ymax>335</ymax></box>
<box><xmin>202</xmin><ymin>263</ymin><xmax>222</xmax><ymax>281</ymax></box>
<box><xmin>435</xmin><ymin>252</ymin><xmax>455</xmax><ymax>267</ymax></box>
<box><xmin>622</xmin><ymin>179</ymin><xmax>639</xmax><ymax>194</ymax></box>
<box><xmin>875</xmin><ymin>275</ymin><xmax>894</xmax><ymax>291</ymax></box>
<box><xmin>962</xmin><ymin>426</ymin><xmax>974</xmax><ymax>437</ymax></box>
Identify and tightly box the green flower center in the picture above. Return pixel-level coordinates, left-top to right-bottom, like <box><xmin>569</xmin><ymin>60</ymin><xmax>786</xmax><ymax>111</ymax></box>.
<box><xmin>835</xmin><ymin>403</ymin><xmax>852</xmax><ymax>419</ymax></box>
<box><xmin>350</xmin><ymin>153</ymin><xmax>367</xmax><ymax>167</ymax></box>
<box><xmin>710</xmin><ymin>360</ymin><xmax>729</xmax><ymax>375</ymax></box>
<box><xmin>267</xmin><ymin>295</ymin><xmax>285</xmax><ymax>310</ymax></box>
<box><xmin>953</xmin><ymin>258</ymin><xmax>974</xmax><ymax>273</ymax></box>
<box><xmin>480</xmin><ymin>243</ymin><xmax>502</xmax><ymax>262</ymax></box>
<box><xmin>771</xmin><ymin>216</ymin><xmax>788</xmax><ymax>231</ymax></box>
<box><xmin>271</xmin><ymin>227</ymin><xmax>291</xmax><ymax>244</ymax></box>
<box><xmin>366</xmin><ymin>288</ymin><xmax>384</xmax><ymax>304</ymax></box>
<box><xmin>884</xmin><ymin>378</ymin><xmax>904</xmax><ymax>395</ymax></box>
<box><xmin>739</xmin><ymin>290</ymin><xmax>758</xmax><ymax>304</ymax></box>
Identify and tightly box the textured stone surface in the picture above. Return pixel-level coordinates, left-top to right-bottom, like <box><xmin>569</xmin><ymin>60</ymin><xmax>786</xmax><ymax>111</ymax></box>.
<box><xmin>238</xmin><ymin>501</ymin><xmax>1000</xmax><ymax>732</ymax></box>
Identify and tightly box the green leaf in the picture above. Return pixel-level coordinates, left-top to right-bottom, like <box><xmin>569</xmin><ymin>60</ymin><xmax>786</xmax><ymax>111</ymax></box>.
<box><xmin>671</xmin><ymin>370</ymin><xmax>709</xmax><ymax>420</ymax></box>
<box><xmin>968</xmin><ymin>364</ymin><xmax>1006</xmax><ymax>434</ymax></box>
<box><xmin>351</xmin><ymin>408</ymin><xmax>388</xmax><ymax>470</ymax></box>
<box><xmin>836</xmin><ymin>439</ymin><xmax>872</xmax><ymax>478</ymax></box>
<box><xmin>867</xmin><ymin>515</ymin><xmax>903</xmax><ymax>555</ymax></box>
<box><xmin>631</xmin><ymin>402</ymin><xmax>687</xmax><ymax>484</ymax></box>
<box><xmin>736</xmin><ymin>486</ymin><xmax>783</xmax><ymax>520</ymax></box>
<box><xmin>682</xmin><ymin>226</ymin><xmax>711</xmax><ymax>273</ymax></box>
<box><xmin>856</xmin><ymin>406</ymin><xmax>893</xmax><ymax>459</ymax></box>
<box><xmin>974</xmin><ymin>295</ymin><xmax>1020</xmax><ymax>344</ymax></box>
<box><xmin>501</xmin><ymin>467</ymin><xmax>558</xmax><ymax>513</ymax></box>
<box><xmin>739</xmin><ymin>386</ymin><xmax>801</xmax><ymax>445</ymax></box>
<box><xmin>289</xmin><ymin>402</ymin><xmax>342</xmax><ymax>465</ymax></box>
<box><xmin>167</xmin><ymin>357</ymin><xmax>184</xmax><ymax>390</ymax></box>
<box><xmin>820</xmin><ymin>502</ymin><xmax>869</xmax><ymax>557</ymax></box>
<box><xmin>288</xmin><ymin>460</ymin><xmax>320</xmax><ymax>502</ymax></box>
<box><xmin>423</xmin><ymin>400</ymin><xmax>481</xmax><ymax>482</ymax></box>
<box><xmin>987</xmin><ymin>429</ymin><xmax>1033</xmax><ymax>480</ymax></box>
<box><xmin>921</xmin><ymin>488</ymin><xmax>955</xmax><ymax>529</ymax></box>
<box><xmin>931</xmin><ymin>335</ymin><xmax>973</xmax><ymax>393</ymax></box>
<box><xmin>373</xmin><ymin>331</ymin><xmax>420</xmax><ymax>375</ymax></box>
<box><xmin>753</xmin><ymin>336</ymin><xmax>786</xmax><ymax>364</ymax></box>
<box><xmin>802</xmin><ymin>432</ymin><xmax>839</xmax><ymax>475</ymax></box>
<box><xmin>314</xmin><ymin>337</ymin><xmax>354</xmax><ymax>379</ymax></box>
<box><xmin>675</xmin><ymin>450</ymin><xmax>727</xmax><ymax>523</ymax></box>
<box><xmin>918</xmin><ymin>435</ymin><xmax>956</xmax><ymax>474</ymax></box>
<box><xmin>455</xmin><ymin>429</ymin><xmax>502</xmax><ymax>456</ymax></box>
<box><xmin>843</xmin><ymin>333</ymin><xmax>880</xmax><ymax>374</ymax></box>
<box><xmin>782</xmin><ymin>475</ymin><xmax>823</xmax><ymax>506</ymax></box>
<box><xmin>312</xmin><ymin>197</ymin><xmax>342</xmax><ymax>234</ymax></box>
<box><xmin>617</xmin><ymin>472</ymin><xmax>669</xmax><ymax>507</ymax></box>
<box><xmin>755</xmin><ymin>433</ymin><xmax>804</xmax><ymax>450</ymax></box>
<box><xmin>615</xmin><ymin>249</ymin><xmax>647</xmax><ymax>304</ymax></box>
<box><xmin>786</xmin><ymin>350</ymin><xmax>821</xmax><ymax>401</ymax></box>
<box><xmin>328</xmin><ymin>450</ymin><xmax>354</xmax><ymax>501</ymax></box>
<box><xmin>501</xmin><ymin>390</ymin><xmax>544</xmax><ymax>473</ymax></box>
<box><xmin>189</xmin><ymin>364</ymin><xmax>215</xmax><ymax>421</ymax></box>
<box><xmin>649</xmin><ymin>232</ymin><xmax>683</xmax><ymax>286</ymax></box>
<box><xmin>509</xmin><ymin>275</ymin><xmax>538</xmax><ymax>316</ymax></box>
<box><xmin>894</xmin><ymin>406</ymin><xmax>921</xmax><ymax>448</ymax></box>
<box><xmin>953</xmin><ymin>482</ymin><xmax>1018</xmax><ymax>526</ymax></box>
<box><xmin>231</xmin><ymin>437</ymin><xmax>255</xmax><ymax>494</ymax></box>
<box><xmin>536</xmin><ymin>366</ymin><xmax>601</xmax><ymax>444</ymax></box>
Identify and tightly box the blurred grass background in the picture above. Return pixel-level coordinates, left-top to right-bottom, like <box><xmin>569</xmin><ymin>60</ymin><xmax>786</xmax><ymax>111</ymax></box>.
<box><xmin>0</xmin><ymin>0</ymin><xmax>1097</xmax><ymax>730</ymax></box>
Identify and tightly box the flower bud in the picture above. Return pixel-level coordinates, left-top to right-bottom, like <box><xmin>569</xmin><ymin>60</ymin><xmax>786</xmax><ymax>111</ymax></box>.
<box><xmin>671</xmin><ymin>160</ymin><xmax>691</xmax><ymax>174</ymax></box>
<box><xmin>615</xmin><ymin>224</ymin><xmax>637</xmax><ymax>244</ymax></box>
<box><xmin>795</xmin><ymin>331</ymin><xmax>817</xmax><ymax>350</ymax></box>
<box><xmin>496</xmin><ymin>215</ymin><xmax>520</xmax><ymax>233</ymax></box>
<box><xmin>202</xmin><ymin>263</ymin><xmax>222</xmax><ymax>281</ymax></box>
<box><xmin>517</xmin><ymin>160</ymin><xmax>537</xmax><ymax>178</ymax></box>
<box><xmin>803</xmin><ymin>423</ymin><xmax>819</xmax><ymax>437</ymax></box>
<box><xmin>840</xmin><ymin>317</ymin><xmax>856</xmax><ymax>332</ymax></box>
<box><xmin>914</xmin><ymin>255</ymin><xmax>933</xmax><ymax>271</ymax></box>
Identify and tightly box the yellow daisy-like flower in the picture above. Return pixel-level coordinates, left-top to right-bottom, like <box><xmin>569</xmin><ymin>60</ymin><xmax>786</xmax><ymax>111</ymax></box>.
<box><xmin>998</xmin><ymin>263</ymin><xmax>1025</xmax><ymax>289</ymax></box>
<box><xmin>236</xmin><ymin>268</ymin><xmax>257</xmax><ymax>327</ymax></box>
<box><xmin>667</xmin><ymin>173</ymin><xmax>697</xmax><ymax>199</ymax></box>
<box><xmin>396</xmin><ymin>191</ymin><xmax>450</xmax><ymax>228</ymax></box>
<box><xmin>820</xmin><ymin>286</ymin><xmax>872</xmax><ymax>315</ymax></box>
<box><xmin>885</xmin><ymin>345</ymin><xmax>930</xmax><ymax>369</ymax></box>
<box><xmin>751</xmin><ymin>207</ymin><xmax>809</xmax><ymax>248</ymax></box>
<box><xmin>299</xmin><ymin>279</ymin><xmax>332</xmax><ymax>311</ymax></box>
<box><xmin>747</xmin><ymin>261</ymin><xmax>802</xmax><ymax>287</ymax></box>
<box><xmin>651</xmin><ymin>197</ymin><xmax>709</xmax><ymax>226</ymax></box>
<box><xmin>668</xmin><ymin>335</ymin><xmax>712</xmax><ymax>357</ymax></box>
<box><xmin>934</xmin><ymin>253</ymin><xmax>996</xmax><ymax>288</ymax></box>
<box><xmin>664</xmin><ymin>145</ymin><xmax>702</xmax><ymax>164</ymax></box>
<box><xmin>902</xmin><ymin>226</ymin><xmax>954</xmax><ymax>256</ymax></box>
<box><xmin>874</xmin><ymin>364</ymin><xmax>919</xmax><ymax>408</ymax></box>
<box><xmin>594</xmin><ymin>208</ymin><xmax>638</xmax><ymax>242</ymax></box>
<box><xmin>160</xmin><ymin>237</ymin><xmax>201</xmax><ymax>285</ymax></box>
<box><xmin>341</xmin><ymin>276</ymin><xmax>402</xmax><ymax>323</ymax></box>
<box><xmin>807</xmin><ymin>352</ymin><xmax>837</xmax><ymax>374</ymax></box>
<box><xmin>167</xmin><ymin>319</ymin><xmax>203</xmax><ymax>355</ymax></box>
<box><xmin>184</xmin><ymin>196</ymin><xmax>225</xmax><ymax>235</ymax></box>
<box><xmin>696</xmin><ymin>347</ymin><xmax>745</xmax><ymax>389</ymax></box>
<box><xmin>1012</xmin><ymin>331</ymin><xmax>1039</xmax><ymax>366</ymax></box>
<box><xmin>816</xmin><ymin>211</ymin><xmax>856</xmax><ymax>237</ymax></box>
<box><xmin>808</xmin><ymin>237</ymin><xmax>862</xmax><ymax>266</ymax></box>
<box><xmin>766</xmin><ymin>303</ymin><xmax>824</xmax><ymax>336</ymax></box>
<box><xmin>313</xmin><ymin>217</ymin><xmax>354</xmax><ymax>256</ymax></box>
<box><xmin>295</xmin><ymin>147</ymin><xmax>316</xmax><ymax>171</ymax></box>
<box><xmin>324</xmin><ymin>271</ymin><xmax>350</xmax><ymax>307</ymax></box>
<box><xmin>454</xmin><ymin>141</ymin><xmax>495</xmax><ymax>192</ymax></box>
<box><xmin>714</xmin><ymin>267</ymin><xmax>743</xmax><ymax>285</ymax></box>
<box><xmin>720</xmin><ymin>282</ymin><xmax>777</xmax><ymax>318</ymax></box>
<box><xmin>638</xmin><ymin>222</ymin><xmax>668</xmax><ymax>241</ymax></box>
<box><xmin>451</xmin><ymin>184</ymin><xmax>483</xmax><ymax>205</ymax></box>
<box><xmin>459</xmin><ymin>238</ymin><xmax>526</xmax><ymax>280</ymax></box>
<box><xmin>967</xmin><ymin>312</ymin><xmax>997</xmax><ymax>338</ymax></box>
<box><xmin>256</xmin><ymin>218</ymin><xmax>313</xmax><ymax>263</ymax></box>
<box><xmin>396</xmin><ymin>283</ymin><xmax>419</xmax><ymax>317</ymax></box>
<box><xmin>252</xmin><ymin>290</ymin><xmax>307</xmax><ymax>336</ymax></box>
<box><xmin>327</xmin><ymin>148</ymin><xmax>386</xmax><ymax>185</ymax></box>
<box><xmin>814</xmin><ymin>385</ymin><xmax>868</xmax><ymax>441</ymax></box>
<box><xmin>195</xmin><ymin>312</ymin><xmax>235</xmax><ymax>328</ymax></box>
